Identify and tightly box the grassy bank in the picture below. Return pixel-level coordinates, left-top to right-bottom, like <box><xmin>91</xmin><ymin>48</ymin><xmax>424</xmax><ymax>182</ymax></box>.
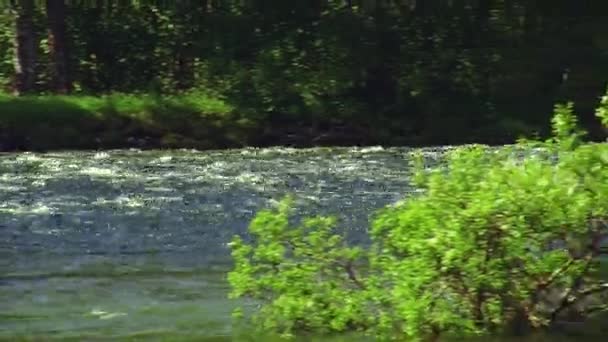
<box><xmin>0</xmin><ymin>93</ymin><xmax>394</xmax><ymax>151</ymax></box>
<box><xmin>0</xmin><ymin>93</ymin><xmax>248</xmax><ymax>151</ymax></box>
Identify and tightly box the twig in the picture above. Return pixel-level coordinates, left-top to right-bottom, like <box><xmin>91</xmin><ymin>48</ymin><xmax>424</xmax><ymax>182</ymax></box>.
<box><xmin>551</xmin><ymin>282</ymin><xmax>608</xmax><ymax>318</ymax></box>
<box><xmin>343</xmin><ymin>260</ymin><xmax>366</xmax><ymax>290</ymax></box>
<box><xmin>549</xmin><ymin>253</ymin><xmax>595</xmax><ymax>322</ymax></box>
<box><xmin>538</xmin><ymin>259</ymin><xmax>575</xmax><ymax>291</ymax></box>
<box><xmin>578</xmin><ymin>282</ymin><xmax>608</xmax><ymax>297</ymax></box>
<box><xmin>585</xmin><ymin>303</ymin><xmax>608</xmax><ymax>315</ymax></box>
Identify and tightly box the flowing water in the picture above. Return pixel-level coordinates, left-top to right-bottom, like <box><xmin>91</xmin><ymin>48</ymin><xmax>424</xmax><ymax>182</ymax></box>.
<box><xmin>0</xmin><ymin>147</ymin><xmax>604</xmax><ymax>341</ymax></box>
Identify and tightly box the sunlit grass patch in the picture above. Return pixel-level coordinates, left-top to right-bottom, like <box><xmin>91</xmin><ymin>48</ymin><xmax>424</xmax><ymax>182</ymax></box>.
<box><xmin>0</xmin><ymin>92</ymin><xmax>237</xmax><ymax>150</ymax></box>
<box><xmin>0</xmin><ymin>92</ymin><xmax>233</xmax><ymax>118</ymax></box>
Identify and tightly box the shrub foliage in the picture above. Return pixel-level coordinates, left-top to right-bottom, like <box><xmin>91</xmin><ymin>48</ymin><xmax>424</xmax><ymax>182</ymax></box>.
<box><xmin>228</xmin><ymin>97</ymin><xmax>608</xmax><ymax>340</ymax></box>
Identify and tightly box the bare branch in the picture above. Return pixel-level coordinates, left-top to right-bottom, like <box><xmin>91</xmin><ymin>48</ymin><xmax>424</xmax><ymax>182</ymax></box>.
<box><xmin>578</xmin><ymin>282</ymin><xmax>608</xmax><ymax>297</ymax></box>
<box><xmin>549</xmin><ymin>254</ymin><xmax>595</xmax><ymax>322</ymax></box>
<box><xmin>585</xmin><ymin>303</ymin><xmax>608</xmax><ymax>316</ymax></box>
<box><xmin>343</xmin><ymin>260</ymin><xmax>366</xmax><ymax>290</ymax></box>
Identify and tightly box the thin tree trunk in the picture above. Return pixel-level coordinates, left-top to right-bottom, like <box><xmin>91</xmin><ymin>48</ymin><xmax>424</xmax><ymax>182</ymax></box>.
<box><xmin>174</xmin><ymin>1</ymin><xmax>195</xmax><ymax>90</ymax></box>
<box><xmin>13</xmin><ymin>0</ymin><xmax>37</xmax><ymax>95</ymax></box>
<box><xmin>523</xmin><ymin>0</ymin><xmax>538</xmax><ymax>43</ymax></box>
<box><xmin>46</xmin><ymin>0</ymin><xmax>71</xmax><ymax>93</ymax></box>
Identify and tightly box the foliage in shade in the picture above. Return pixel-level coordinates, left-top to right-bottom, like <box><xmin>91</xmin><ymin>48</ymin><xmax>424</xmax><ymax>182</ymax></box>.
<box><xmin>228</xmin><ymin>94</ymin><xmax>608</xmax><ymax>340</ymax></box>
<box><xmin>1</xmin><ymin>1</ymin><xmax>608</xmax><ymax>146</ymax></box>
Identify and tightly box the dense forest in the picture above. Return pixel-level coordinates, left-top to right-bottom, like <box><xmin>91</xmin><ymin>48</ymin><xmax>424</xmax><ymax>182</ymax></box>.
<box><xmin>1</xmin><ymin>0</ymin><xmax>607</xmax><ymax>150</ymax></box>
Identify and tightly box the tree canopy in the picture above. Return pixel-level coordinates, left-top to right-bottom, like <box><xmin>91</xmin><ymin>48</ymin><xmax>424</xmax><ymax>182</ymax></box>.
<box><xmin>1</xmin><ymin>0</ymin><xmax>607</xmax><ymax>146</ymax></box>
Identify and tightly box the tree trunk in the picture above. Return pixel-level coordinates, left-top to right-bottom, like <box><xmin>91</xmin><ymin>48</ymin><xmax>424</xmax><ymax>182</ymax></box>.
<box><xmin>13</xmin><ymin>0</ymin><xmax>37</xmax><ymax>95</ymax></box>
<box><xmin>174</xmin><ymin>1</ymin><xmax>195</xmax><ymax>90</ymax></box>
<box><xmin>523</xmin><ymin>0</ymin><xmax>538</xmax><ymax>43</ymax></box>
<box><xmin>46</xmin><ymin>0</ymin><xmax>71</xmax><ymax>93</ymax></box>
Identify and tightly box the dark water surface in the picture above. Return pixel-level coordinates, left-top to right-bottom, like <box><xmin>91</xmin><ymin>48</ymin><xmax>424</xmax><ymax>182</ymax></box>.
<box><xmin>0</xmin><ymin>147</ymin><xmax>604</xmax><ymax>340</ymax></box>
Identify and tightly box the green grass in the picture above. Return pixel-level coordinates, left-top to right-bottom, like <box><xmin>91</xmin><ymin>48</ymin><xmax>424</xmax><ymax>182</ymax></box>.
<box><xmin>0</xmin><ymin>92</ymin><xmax>233</xmax><ymax>117</ymax></box>
<box><xmin>0</xmin><ymin>92</ymin><xmax>247</xmax><ymax>150</ymax></box>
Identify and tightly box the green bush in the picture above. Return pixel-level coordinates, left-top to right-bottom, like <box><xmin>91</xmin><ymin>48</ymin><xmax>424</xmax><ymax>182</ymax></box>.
<box><xmin>228</xmin><ymin>97</ymin><xmax>608</xmax><ymax>340</ymax></box>
<box><xmin>228</xmin><ymin>197</ymin><xmax>371</xmax><ymax>338</ymax></box>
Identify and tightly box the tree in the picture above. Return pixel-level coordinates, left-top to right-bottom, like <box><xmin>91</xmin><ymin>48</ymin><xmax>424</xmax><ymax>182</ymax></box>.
<box><xmin>45</xmin><ymin>0</ymin><xmax>71</xmax><ymax>93</ymax></box>
<box><xmin>13</xmin><ymin>0</ymin><xmax>37</xmax><ymax>95</ymax></box>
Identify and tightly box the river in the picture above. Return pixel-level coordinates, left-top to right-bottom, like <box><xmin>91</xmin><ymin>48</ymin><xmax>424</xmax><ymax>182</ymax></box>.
<box><xmin>0</xmin><ymin>147</ymin><xmax>604</xmax><ymax>340</ymax></box>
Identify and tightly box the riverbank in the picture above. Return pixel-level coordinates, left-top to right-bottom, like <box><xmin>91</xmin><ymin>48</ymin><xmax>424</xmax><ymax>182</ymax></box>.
<box><xmin>0</xmin><ymin>93</ymin><xmax>542</xmax><ymax>152</ymax></box>
<box><xmin>0</xmin><ymin>93</ymin><xmax>237</xmax><ymax>151</ymax></box>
